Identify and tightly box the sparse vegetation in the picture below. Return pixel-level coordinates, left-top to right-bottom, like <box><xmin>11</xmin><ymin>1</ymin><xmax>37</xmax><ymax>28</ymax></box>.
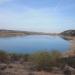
<box><xmin>0</xmin><ymin>50</ymin><xmax>9</xmax><ymax>63</ymax></box>
<box><xmin>0</xmin><ymin>50</ymin><xmax>75</xmax><ymax>75</ymax></box>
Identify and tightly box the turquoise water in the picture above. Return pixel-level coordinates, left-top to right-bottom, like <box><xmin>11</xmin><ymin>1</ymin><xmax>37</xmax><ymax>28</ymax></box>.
<box><xmin>0</xmin><ymin>35</ymin><xmax>70</xmax><ymax>53</ymax></box>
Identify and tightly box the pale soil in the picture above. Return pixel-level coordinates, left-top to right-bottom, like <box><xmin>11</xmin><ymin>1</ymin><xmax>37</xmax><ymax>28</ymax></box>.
<box><xmin>0</xmin><ymin>63</ymin><xmax>74</xmax><ymax>75</ymax></box>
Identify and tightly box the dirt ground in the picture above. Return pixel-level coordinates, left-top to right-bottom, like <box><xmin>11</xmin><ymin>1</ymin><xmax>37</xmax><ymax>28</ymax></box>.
<box><xmin>0</xmin><ymin>63</ymin><xmax>74</xmax><ymax>75</ymax></box>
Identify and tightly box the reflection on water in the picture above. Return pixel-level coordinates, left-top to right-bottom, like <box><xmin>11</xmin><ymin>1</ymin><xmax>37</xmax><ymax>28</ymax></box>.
<box><xmin>60</xmin><ymin>35</ymin><xmax>75</xmax><ymax>41</ymax></box>
<box><xmin>0</xmin><ymin>35</ymin><xmax>70</xmax><ymax>53</ymax></box>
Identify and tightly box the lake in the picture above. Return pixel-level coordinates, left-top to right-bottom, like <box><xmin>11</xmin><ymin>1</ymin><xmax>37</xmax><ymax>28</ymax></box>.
<box><xmin>0</xmin><ymin>35</ymin><xmax>70</xmax><ymax>53</ymax></box>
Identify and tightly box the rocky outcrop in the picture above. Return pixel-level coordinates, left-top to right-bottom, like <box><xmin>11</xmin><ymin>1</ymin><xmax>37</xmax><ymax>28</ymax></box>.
<box><xmin>61</xmin><ymin>30</ymin><xmax>75</xmax><ymax>36</ymax></box>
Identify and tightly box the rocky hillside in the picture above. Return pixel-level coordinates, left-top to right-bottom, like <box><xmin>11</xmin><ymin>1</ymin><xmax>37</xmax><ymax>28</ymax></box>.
<box><xmin>61</xmin><ymin>30</ymin><xmax>75</xmax><ymax>36</ymax></box>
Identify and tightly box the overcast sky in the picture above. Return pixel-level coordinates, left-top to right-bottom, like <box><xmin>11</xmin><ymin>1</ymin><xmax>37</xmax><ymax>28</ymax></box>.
<box><xmin>0</xmin><ymin>0</ymin><xmax>75</xmax><ymax>32</ymax></box>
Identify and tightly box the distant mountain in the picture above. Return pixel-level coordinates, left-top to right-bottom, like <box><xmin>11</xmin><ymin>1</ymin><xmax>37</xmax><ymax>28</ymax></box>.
<box><xmin>61</xmin><ymin>30</ymin><xmax>75</xmax><ymax>36</ymax></box>
<box><xmin>0</xmin><ymin>29</ymin><xmax>57</xmax><ymax>37</ymax></box>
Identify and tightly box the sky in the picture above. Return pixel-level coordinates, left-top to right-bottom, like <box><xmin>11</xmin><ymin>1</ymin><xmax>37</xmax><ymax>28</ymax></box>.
<box><xmin>0</xmin><ymin>0</ymin><xmax>75</xmax><ymax>33</ymax></box>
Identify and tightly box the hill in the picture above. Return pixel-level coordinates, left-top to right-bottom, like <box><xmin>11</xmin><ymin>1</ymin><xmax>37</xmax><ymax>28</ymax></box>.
<box><xmin>61</xmin><ymin>30</ymin><xmax>75</xmax><ymax>36</ymax></box>
<box><xmin>0</xmin><ymin>29</ymin><xmax>57</xmax><ymax>37</ymax></box>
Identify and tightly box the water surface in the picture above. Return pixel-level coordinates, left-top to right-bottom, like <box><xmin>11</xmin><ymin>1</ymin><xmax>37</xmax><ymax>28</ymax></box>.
<box><xmin>0</xmin><ymin>35</ymin><xmax>70</xmax><ymax>53</ymax></box>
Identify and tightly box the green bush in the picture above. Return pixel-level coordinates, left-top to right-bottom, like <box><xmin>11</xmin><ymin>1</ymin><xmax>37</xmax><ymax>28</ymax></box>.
<box><xmin>0</xmin><ymin>50</ymin><xmax>9</xmax><ymax>63</ymax></box>
<box><xmin>30</xmin><ymin>51</ymin><xmax>62</xmax><ymax>71</ymax></box>
<box><xmin>30</xmin><ymin>51</ymin><xmax>52</xmax><ymax>71</ymax></box>
<box><xmin>23</xmin><ymin>54</ymin><xmax>30</xmax><ymax>62</ymax></box>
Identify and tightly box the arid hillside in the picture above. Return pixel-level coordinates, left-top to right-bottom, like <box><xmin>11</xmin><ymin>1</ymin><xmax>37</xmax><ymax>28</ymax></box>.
<box><xmin>0</xmin><ymin>29</ymin><xmax>57</xmax><ymax>37</ymax></box>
